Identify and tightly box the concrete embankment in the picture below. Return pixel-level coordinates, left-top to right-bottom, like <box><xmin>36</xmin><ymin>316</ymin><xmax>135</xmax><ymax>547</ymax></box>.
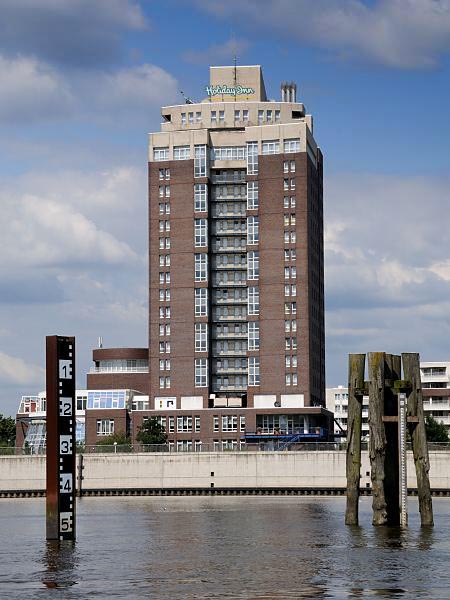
<box><xmin>2</xmin><ymin>451</ymin><xmax>450</xmax><ymax>497</ymax></box>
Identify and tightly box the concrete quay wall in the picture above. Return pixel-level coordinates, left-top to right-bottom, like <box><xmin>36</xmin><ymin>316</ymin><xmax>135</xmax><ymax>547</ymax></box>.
<box><xmin>2</xmin><ymin>451</ymin><xmax>450</xmax><ymax>495</ymax></box>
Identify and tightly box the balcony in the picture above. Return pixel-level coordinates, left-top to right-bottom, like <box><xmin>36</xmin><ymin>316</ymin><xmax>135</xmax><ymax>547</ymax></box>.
<box><xmin>211</xmin><ymin>244</ymin><xmax>246</xmax><ymax>253</ymax></box>
<box><xmin>213</xmin><ymin>331</ymin><xmax>247</xmax><ymax>339</ymax></box>
<box><xmin>423</xmin><ymin>403</ymin><xmax>450</xmax><ymax>411</ymax></box>
<box><xmin>212</xmin><ymin>280</ymin><xmax>247</xmax><ymax>288</ymax></box>
<box><xmin>212</xmin><ymin>296</ymin><xmax>247</xmax><ymax>305</ymax></box>
<box><xmin>211</xmin><ymin>207</ymin><xmax>246</xmax><ymax>218</ymax></box>
<box><xmin>212</xmin><ymin>348</ymin><xmax>248</xmax><ymax>356</ymax></box>
<box><xmin>90</xmin><ymin>366</ymin><xmax>148</xmax><ymax>373</ymax></box>
<box><xmin>243</xmin><ymin>428</ymin><xmax>328</xmax><ymax>442</ymax></box>
<box><xmin>212</xmin><ymin>263</ymin><xmax>247</xmax><ymax>271</ymax></box>
<box><xmin>212</xmin><ymin>366</ymin><xmax>247</xmax><ymax>374</ymax></box>
<box><xmin>212</xmin><ymin>314</ymin><xmax>247</xmax><ymax>323</ymax></box>
<box><xmin>211</xmin><ymin>173</ymin><xmax>246</xmax><ymax>184</ymax></box>
<box><xmin>212</xmin><ymin>227</ymin><xmax>246</xmax><ymax>236</ymax></box>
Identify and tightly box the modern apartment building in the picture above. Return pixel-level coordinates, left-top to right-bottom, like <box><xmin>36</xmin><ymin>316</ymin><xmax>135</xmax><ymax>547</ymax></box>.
<box><xmin>16</xmin><ymin>64</ymin><xmax>332</xmax><ymax>450</ymax></box>
<box><xmin>147</xmin><ymin>64</ymin><xmax>327</xmax><ymax>444</ymax></box>
<box><xmin>326</xmin><ymin>386</ymin><xmax>369</xmax><ymax>441</ymax></box>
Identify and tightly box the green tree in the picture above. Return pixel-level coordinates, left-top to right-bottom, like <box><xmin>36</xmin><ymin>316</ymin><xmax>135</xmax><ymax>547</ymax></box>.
<box><xmin>136</xmin><ymin>417</ymin><xmax>167</xmax><ymax>445</ymax></box>
<box><xmin>425</xmin><ymin>415</ymin><xmax>449</xmax><ymax>443</ymax></box>
<box><xmin>96</xmin><ymin>431</ymin><xmax>132</xmax><ymax>451</ymax></box>
<box><xmin>0</xmin><ymin>414</ymin><xmax>16</xmax><ymax>447</ymax></box>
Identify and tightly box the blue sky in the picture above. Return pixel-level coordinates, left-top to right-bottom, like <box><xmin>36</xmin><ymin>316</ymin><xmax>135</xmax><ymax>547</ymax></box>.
<box><xmin>1</xmin><ymin>0</ymin><xmax>450</xmax><ymax>416</ymax></box>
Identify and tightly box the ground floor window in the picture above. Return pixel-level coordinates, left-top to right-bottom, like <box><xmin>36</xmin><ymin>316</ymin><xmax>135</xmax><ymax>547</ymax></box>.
<box><xmin>96</xmin><ymin>419</ymin><xmax>114</xmax><ymax>436</ymax></box>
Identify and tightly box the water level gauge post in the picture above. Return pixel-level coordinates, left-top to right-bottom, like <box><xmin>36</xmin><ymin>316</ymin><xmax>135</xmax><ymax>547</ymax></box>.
<box><xmin>46</xmin><ymin>335</ymin><xmax>76</xmax><ymax>541</ymax></box>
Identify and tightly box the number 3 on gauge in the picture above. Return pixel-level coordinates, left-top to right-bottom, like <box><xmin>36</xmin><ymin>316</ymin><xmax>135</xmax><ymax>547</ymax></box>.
<box><xmin>60</xmin><ymin>435</ymin><xmax>72</xmax><ymax>455</ymax></box>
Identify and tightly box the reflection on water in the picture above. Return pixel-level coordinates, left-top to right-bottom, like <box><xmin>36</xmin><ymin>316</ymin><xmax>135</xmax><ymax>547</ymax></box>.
<box><xmin>0</xmin><ymin>497</ymin><xmax>449</xmax><ymax>599</ymax></box>
<box><xmin>42</xmin><ymin>540</ymin><xmax>78</xmax><ymax>589</ymax></box>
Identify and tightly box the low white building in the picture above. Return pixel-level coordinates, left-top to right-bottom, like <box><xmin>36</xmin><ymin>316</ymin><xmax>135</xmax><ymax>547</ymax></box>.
<box><xmin>326</xmin><ymin>386</ymin><xmax>369</xmax><ymax>441</ymax></box>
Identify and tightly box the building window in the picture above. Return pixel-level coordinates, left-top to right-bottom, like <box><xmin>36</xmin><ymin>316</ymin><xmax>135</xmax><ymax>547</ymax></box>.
<box><xmin>222</xmin><ymin>415</ymin><xmax>237</xmax><ymax>432</ymax></box>
<box><xmin>292</xmin><ymin>373</ymin><xmax>298</xmax><ymax>386</ymax></box>
<box><xmin>248</xmin><ymin>286</ymin><xmax>260</xmax><ymax>315</ymax></box>
<box><xmin>153</xmin><ymin>147</ymin><xmax>169</xmax><ymax>161</ymax></box>
<box><xmin>261</xmin><ymin>140</ymin><xmax>280</xmax><ymax>155</ymax></box>
<box><xmin>249</xmin><ymin>357</ymin><xmax>260</xmax><ymax>386</ymax></box>
<box><xmin>266</xmin><ymin>109</ymin><xmax>273</xmax><ymax>123</ymax></box>
<box><xmin>195</xmin><ymin>358</ymin><xmax>208</xmax><ymax>387</ymax></box>
<box><xmin>181</xmin><ymin>112</ymin><xmax>186</xmax><ymax>125</ymax></box>
<box><xmin>247</xmin><ymin>251</ymin><xmax>259</xmax><ymax>280</ymax></box>
<box><xmin>195</xmin><ymin>323</ymin><xmax>208</xmax><ymax>352</ymax></box>
<box><xmin>290</xmin><ymin>197</ymin><xmax>296</xmax><ymax>208</ymax></box>
<box><xmin>168</xmin><ymin>416</ymin><xmax>174</xmax><ymax>433</ymax></box>
<box><xmin>247</xmin><ymin>181</ymin><xmax>259</xmax><ymax>210</ymax></box>
<box><xmin>284</xmin><ymin>138</ymin><xmax>300</xmax><ymax>153</ymax></box>
<box><xmin>283</xmin><ymin>161</ymin><xmax>289</xmax><ymax>173</ymax></box>
<box><xmin>247</xmin><ymin>216</ymin><xmax>259</xmax><ymax>245</ymax></box>
<box><xmin>240</xmin><ymin>416</ymin><xmax>246</xmax><ymax>432</ymax></box>
<box><xmin>194</xmin><ymin>145</ymin><xmax>207</xmax><ymax>177</ymax></box>
<box><xmin>286</xmin><ymin>373</ymin><xmax>291</xmax><ymax>386</ymax></box>
<box><xmin>195</xmin><ymin>253</ymin><xmax>208</xmax><ymax>282</ymax></box>
<box><xmin>248</xmin><ymin>321</ymin><xmax>260</xmax><ymax>350</ymax></box>
<box><xmin>211</xmin><ymin>110</ymin><xmax>217</xmax><ymax>123</ymax></box>
<box><xmin>258</xmin><ymin>110</ymin><xmax>264</xmax><ymax>124</ymax></box>
<box><xmin>243</xmin><ymin>109</ymin><xmax>249</xmax><ymax>122</ymax></box>
<box><xmin>195</xmin><ymin>288</ymin><xmax>208</xmax><ymax>316</ymax></box>
<box><xmin>177</xmin><ymin>416</ymin><xmax>192</xmax><ymax>433</ymax></box>
<box><xmin>247</xmin><ymin>142</ymin><xmax>258</xmax><ymax>175</ymax></box>
<box><xmin>174</xmin><ymin>145</ymin><xmax>190</xmax><ymax>160</ymax></box>
<box><xmin>194</xmin><ymin>183</ymin><xmax>207</xmax><ymax>212</ymax></box>
<box><xmin>96</xmin><ymin>419</ymin><xmax>114</xmax><ymax>436</ymax></box>
<box><xmin>211</xmin><ymin>146</ymin><xmax>246</xmax><ymax>161</ymax></box>
<box><xmin>188</xmin><ymin>112</ymin><xmax>194</xmax><ymax>125</ymax></box>
<box><xmin>290</xmin><ymin>160</ymin><xmax>296</xmax><ymax>172</ymax></box>
<box><xmin>195</xmin><ymin>416</ymin><xmax>201</xmax><ymax>432</ymax></box>
<box><xmin>284</xmin><ymin>178</ymin><xmax>289</xmax><ymax>191</ymax></box>
<box><xmin>196</xmin><ymin>112</ymin><xmax>202</xmax><ymax>123</ymax></box>
<box><xmin>194</xmin><ymin>218</ymin><xmax>208</xmax><ymax>247</ymax></box>
<box><xmin>290</xmin><ymin>178</ymin><xmax>296</xmax><ymax>190</ymax></box>
<box><xmin>213</xmin><ymin>416</ymin><xmax>219</xmax><ymax>432</ymax></box>
<box><xmin>275</xmin><ymin>109</ymin><xmax>280</xmax><ymax>122</ymax></box>
<box><xmin>219</xmin><ymin>110</ymin><xmax>225</xmax><ymax>122</ymax></box>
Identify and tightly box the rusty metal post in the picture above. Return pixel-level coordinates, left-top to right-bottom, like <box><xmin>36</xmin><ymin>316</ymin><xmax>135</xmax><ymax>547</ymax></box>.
<box><xmin>46</xmin><ymin>335</ymin><xmax>76</xmax><ymax>540</ymax></box>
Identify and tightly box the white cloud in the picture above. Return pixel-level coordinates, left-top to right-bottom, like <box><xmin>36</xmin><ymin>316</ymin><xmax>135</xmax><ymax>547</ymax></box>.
<box><xmin>0</xmin><ymin>54</ymin><xmax>178</xmax><ymax>124</ymax></box>
<box><xmin>0</xmin><ymin>352</ymin><xmax>44</xmax><ymax>386</ymax></box>
<box><xmin>0</xmin><ymin>55</ymin><xmax>73</xmax><ymax>123</ymax></box>
<box><xmin>2</xmin><ymin>193</ymin><xmax>138</xmax><ymax>269</ymax></box>
<box><xmin>0</xmin><ymin>0</ymin><xmax>148</xmax><ymax>68</ymax></box>
<box><xmin>197</xmin><ymin>0</ymin><xmax>450</xmax><ymax>69</ymax></box>
<box><xmin>325</xmin><ymin>172</ymin><xmax>450</xmax><ymax>385</ymax></box>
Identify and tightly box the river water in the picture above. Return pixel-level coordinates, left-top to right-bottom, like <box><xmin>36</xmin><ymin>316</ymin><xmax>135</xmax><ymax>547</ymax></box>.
<box><xmin>1</xmin><ymin>496</ymin><xmax>449</xmax><ymax>599</ymax></box>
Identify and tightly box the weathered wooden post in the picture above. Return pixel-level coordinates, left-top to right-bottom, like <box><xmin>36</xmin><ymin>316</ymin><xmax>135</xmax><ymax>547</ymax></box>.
<box><xmin>368</xmin><ymin>352</ymin><xmax>388</xmax><ymax>525</ymax></box>
<box><xmin>345</xmin><ymin>353</ymin><xmax>365</xmax><ymax>525</ymax></box>
<box><xmin>402</xmin><ymin>353</ymin><xmax>433</xmax><ymax>526</ymax></box>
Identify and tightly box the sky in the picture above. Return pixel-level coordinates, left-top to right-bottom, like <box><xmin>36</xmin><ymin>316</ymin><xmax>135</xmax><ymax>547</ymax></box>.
<box><xmin>1</xmin><ymin>0</ymin><xmax>450</xmax><ymax>417</ymax></box>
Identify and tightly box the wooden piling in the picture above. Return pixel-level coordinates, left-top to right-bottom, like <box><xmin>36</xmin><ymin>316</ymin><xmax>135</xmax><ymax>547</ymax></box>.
<box><xmin>402</xmin><ymin>353</ymin><xmax>433</xmax><ymax>526</ymax></box>
<box><xmin>368</xmin><ymin>352</ymin><xmax>388</xmax><ymax>525</ymax></box>
<box><xmin>345</xmin><ymin>354</ymin><xmax>365</xmax><ymax>525</ymax></box>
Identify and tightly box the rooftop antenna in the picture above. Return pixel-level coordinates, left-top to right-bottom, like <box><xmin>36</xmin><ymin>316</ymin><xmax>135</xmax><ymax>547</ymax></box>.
<box><xmin>180</xmin><ymin>90</ymin><xmax>194</xmax><ymax>104</ymax></box>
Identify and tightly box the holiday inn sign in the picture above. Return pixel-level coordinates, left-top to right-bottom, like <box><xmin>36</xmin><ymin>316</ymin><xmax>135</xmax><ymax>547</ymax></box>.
<box><xmin>206</xmin><ymin>84</ymin><xmax>255</xmax><ymax>97</ymax></box>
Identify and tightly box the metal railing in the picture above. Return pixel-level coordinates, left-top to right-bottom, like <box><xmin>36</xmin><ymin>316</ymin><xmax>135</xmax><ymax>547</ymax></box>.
<box><xmin>5</xmin><ymin>441</ymin><xmax>450</xmax><ymax>456</ymax></box>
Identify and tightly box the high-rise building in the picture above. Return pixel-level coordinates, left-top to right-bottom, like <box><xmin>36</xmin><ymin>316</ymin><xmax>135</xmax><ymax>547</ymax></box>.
<box><xmin>146</xmin><ymin>65</ymin><xmax>329</xmax><ymax>444</ymax></box>
<box><xmin>16</xmin><ymin>64</ymin><xmax>331</xmax><ymax>451</ymax></box>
